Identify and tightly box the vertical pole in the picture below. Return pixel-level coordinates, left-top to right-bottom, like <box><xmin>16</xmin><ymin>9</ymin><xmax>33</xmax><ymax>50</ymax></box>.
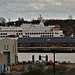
<box><xmin>32</xmin><ymin>55</ymin><xmax>34</xmax><ymax>63</ymax></box>
<box><xmin>39</xmin><ymin>55</ymin><xmax>41</xmax><ymax>60</ymax></box>
<box><xmin>53</xmin><ymin>52</ymin><xmax>55</xmax><ymax>75</ymax></box>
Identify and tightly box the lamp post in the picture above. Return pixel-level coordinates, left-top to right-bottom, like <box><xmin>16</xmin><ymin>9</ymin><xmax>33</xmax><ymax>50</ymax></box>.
<box><xmin>53</xmin><ymin>52</ymin><xmax>55</xmax><ymax>75</ymax></box>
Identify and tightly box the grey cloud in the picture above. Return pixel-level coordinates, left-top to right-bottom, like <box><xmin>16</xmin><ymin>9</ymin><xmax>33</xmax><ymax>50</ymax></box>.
<box><xmin>12</xmin><ymin>0</ymin><xmax>54</xmax><ymax>3</ymax></box>
<box><xmin>0</xmin><ymin>0</ymin><xmax>75</xmax><ymax>21</ymax></box>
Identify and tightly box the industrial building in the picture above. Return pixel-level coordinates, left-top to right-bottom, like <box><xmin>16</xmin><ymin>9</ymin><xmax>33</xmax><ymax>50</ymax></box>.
<box><xmin>0</xmin><ymin>38</ymin><xmax>18</xmax><ymax>65</ymax></box>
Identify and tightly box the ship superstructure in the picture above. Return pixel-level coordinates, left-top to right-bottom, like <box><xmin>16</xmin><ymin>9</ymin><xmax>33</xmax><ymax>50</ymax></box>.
<box><xmin>0</xmin><ymin>15</ymin><xmax>64</xmax><ymax>38</ymax></box>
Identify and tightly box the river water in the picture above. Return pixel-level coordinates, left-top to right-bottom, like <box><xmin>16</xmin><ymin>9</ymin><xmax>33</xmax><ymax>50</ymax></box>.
<box><xmin>18</xmin><ymin>53</ymin><xmax>75</xmax><ymax>63</ymax></box>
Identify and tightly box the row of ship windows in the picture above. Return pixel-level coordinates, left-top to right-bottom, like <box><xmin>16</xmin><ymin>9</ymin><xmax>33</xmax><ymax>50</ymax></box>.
<box><xmin>0</xmin><ymin>33</ymin><xmax>7</xmax><ymax>35</ymax></box>
<box><xmin>41</xmin><ymin>35</ymin><xmax>54</xmax><ymax>37</ymax></box>
<box><xmin>0</xmin><ymin>30</ymin><xmax>22</xmax><ymax>32</ymax></box>
<box><xmin>0</xmin><ymin>33</ymin><xmax>57</xmax><ymax>35</ymax></box>
<box><xmin>25</xmin><ymin>33</ymin><xmax>54</xmax><ymax>34</ymax></box>
<box><xmin>0</xmin><ymin>33</ymin><xmax>55</xmax><ymax>38</ymax></box>
<box><xmin>0</xmin><ymin>33</ymin><xmax>23</xmax><ymax>35</ymax></box>
<box><xmin>0</xmin><ymin>35</ymin><xmax>21</xmax><ymax>37</ymax></box>
<box><xmin>0</xmin><ymin>35</ymin><xmax>54</xmax><ymax>37</ymax></box>
<box><xmin>24</xmin><ymin>35</ymin><xmax>54</xmax><ymax>37</ymax></box>
<box><xmin>16</xmin><ymin>33</ymin><xmax>23</xmax><ymax>35</ymax></box>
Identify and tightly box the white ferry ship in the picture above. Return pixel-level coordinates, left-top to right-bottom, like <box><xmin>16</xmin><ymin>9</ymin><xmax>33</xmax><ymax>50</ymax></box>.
<box><xmin>0</xmin><ymin>15</ymin><xmax>64</xmax><ymax>38</ymax></box>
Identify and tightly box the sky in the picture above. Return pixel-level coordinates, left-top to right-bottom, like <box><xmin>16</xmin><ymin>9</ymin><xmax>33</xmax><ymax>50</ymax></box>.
<box><xmin>0</xmin><ymin>0</ymin><xmax>75</xmax><ymax>21</ymax></box>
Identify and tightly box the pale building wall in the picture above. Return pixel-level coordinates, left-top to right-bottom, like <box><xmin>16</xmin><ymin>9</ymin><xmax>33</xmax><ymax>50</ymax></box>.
<box><xmin>0</xmin><ymin>38</ymin><xmax>18</xmax><ymax>65</ymax></box>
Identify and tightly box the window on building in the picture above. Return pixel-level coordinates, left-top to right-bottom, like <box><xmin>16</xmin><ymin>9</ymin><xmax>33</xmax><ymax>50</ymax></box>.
<box><xmin>4</xmin><ymin>45</ymin><xmax>9</xmax><ymax>50</ymax></box>
<box><xmin>6</xmin><ymin>45</ymin><xmax>8</xmax><ymax>50</ymax></box>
